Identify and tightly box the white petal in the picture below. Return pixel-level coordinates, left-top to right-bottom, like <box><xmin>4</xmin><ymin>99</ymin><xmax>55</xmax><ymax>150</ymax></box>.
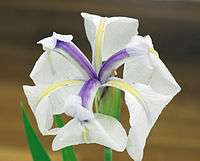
<box><xmin>124</xmin><ymin>35</ymin><xmax>181</xmax><ymax>96</ymax></box>
<box><xmin>144</xmin><ymin>35</ymin><xmax>153</xmax><ymax>48</ymax></box>
<box><xmin>53</xmin><ymin>32</ymin><xmax>73</xmax><ymax>42</ymax></box>
<box><xmin>124</xmin><ymin>55</ymin><xmax>154</xmax><ymax>85</ymax></box>
<box><xmin>126</xmin><ymin>35</ymin><xmax>149</xmax><ymax>56</ymax></box>
<box><xmin>48</xmin><ymin>84</ymin><xmax>83</xmax><ymax>114</ymax></box>
<box><xmin>52</xmin><ymin>113</ymin><xmax>127</xmax><ymax>152</ymax></box>
<box><xmin>52</xmin><ymin>118</ymin><xmax>83</xmax><ymax>150</ymax></box>
<box><xmin>30</xmin><ymin>51</ymin><xmax>87</xmax><ymax>85</ymax></box>
<box><xmin>23</xmin><ymin>84</ymin><xmax>83</xmax><ymax>135</ymax></box>
<box><xmin>124</xmin><ymin>35</ymin><xmax>154</xmax><ymax>85</ymax></box>
<box><xmin>23</xmin><ymin>84</ymin><xmax>83</xmax><ymax>114</ymax></box>
<box><xmin>81</xmin><ymin>12</ymin><xmax>138</xmax><ymax>61</ymax></box>
<box><xmin>23</xmin><ymin>85</ymin><xmax>44</xmax><ymax>112</ymax></box>
<box><xmin>81</xmin><ymin>12</ymin><xmax>101</xmax><ymax>57</ymax></box>
<box><xmin>37</xmin><ymin>37</ymin><xmax>57</xmax><ymax>50</ymax></box>
<box><xmin>149</xmin><ymin>54</ymin><xmax>181</xmax><ymax>95</ymax></box>
<box><xmin>35</xmin><ymin>97</ymin><xmax>55</xmax><ymax>135</ymax></box>
<box><xmin>37</xmin><ymin>32</ymin><xmax>73</xmax><ymax>50</ymax></box>
<box><xmin>125</xmin><ymin>84</ymin><xmax>173</xmax><ymax>161</ymax></box>
<box><xmin>102</xmin><ymin>17</ymin><xmax>138</xmax><ymax>60</ymax></box>
<box><xmin>90</xmin><ymin>113</ymin><xmax>127</xmax><ymax>151</ymax></box>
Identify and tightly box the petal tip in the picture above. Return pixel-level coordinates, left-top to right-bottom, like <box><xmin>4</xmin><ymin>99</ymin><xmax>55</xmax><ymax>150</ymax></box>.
<box><xmin>81</xmin><ymin>12</ymin><xmax>88</xmax><ymax>18</ymax></box>
<box><xmin>52</xmin><ymin>32</ymin><xmax>73</xmax><ymax>42</ymax></box>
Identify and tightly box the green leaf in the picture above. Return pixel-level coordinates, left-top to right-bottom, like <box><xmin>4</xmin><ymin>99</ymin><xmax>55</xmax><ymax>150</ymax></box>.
<box><xmin>98</xmin><ymin>87</ymin><xmax>122</xmax><ymax>161</ymax></box>
<box><xmin>54</xmin><ymin>115</ymin><xmax>77</xmax><ymax>161</ymax></box>
<box><xmin>20</xmin><ymin>102</ymin><xmax>51</xmax><ymax>161</ymax></box>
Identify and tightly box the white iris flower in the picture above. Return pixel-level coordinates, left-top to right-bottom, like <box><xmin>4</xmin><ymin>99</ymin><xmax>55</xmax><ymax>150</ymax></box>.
<box><xmin>23</xmin><ymin>13</ymin><xmax>181</xmax><ymax>161</ymax></box>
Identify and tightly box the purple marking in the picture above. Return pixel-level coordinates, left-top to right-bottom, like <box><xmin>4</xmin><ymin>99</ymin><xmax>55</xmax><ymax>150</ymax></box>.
<box><xmin>98</xmin><ymin>49</ymin><xmax>129</xmax><ymax>81</ymax></box>
<box><xmin>56</xmin><ymin>40</ymin><xmax>97</xmax><ymax>79</ymax></box>
<box><xmin>79</xmin><ymin>79</ymin><xmax>99</xmax><ymax>108</ymax></box>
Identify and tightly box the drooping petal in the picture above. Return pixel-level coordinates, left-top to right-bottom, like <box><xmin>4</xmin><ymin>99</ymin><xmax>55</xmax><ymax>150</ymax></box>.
<box><xmin>34</xmin><ymin>33</ymin><xmax>97</xmax><ymax>85</ymax></box>
<box><xmin>124</xmin><ymin>35</ymin><xmax>181</xmax><ymax>95</ymax></box>
<box><xmin>52</xmin><ymin>113</ymin><xmax>127</xmax><ymax>152</ymax></box>
<box><xmin>30</xmin><ymin>51</ymin><xmax>87</xmax><ymax>85</ymax></box>
<box><xmin>103</xmin><ymin>77</ymin><xmax>176</xmax><ymax>161</ymax></box>
<box><xmin>23</xmin><ymin>81</ymin><xmax>83</xmax><ymax>134</ymax></box>
<box><xmin>23</xmin><ymin>85</ymin><xmax>44</xmax><ymax>112</ymax></box>
<box><xmin>103</xmin><ymin>77</ymin><xmax>180</xmax><ymax>160</ymax></box>
<box><xmin>34</xmin><ymin>96</ymin><xmax>58</xmax><ymax>135</ymax></box>
<box><xmin>123</xmin><ymin>35</ymin><xmax>155</xmax><ymax>85</ymax></box>
<box><xmin>24</xmin><ymin>81</ymin><xmax>83</xmax><ymax>113</ymax></box>
<box><xmin>81</xmin><ymin>12</ymin><xmax>138</xmax><ymax>71</ymax></box>
<box><xmin>125</xmin><ymin>83</ymin><xmax>173</xmax><ymax>161</ymax></box>
<box><xmin>148</xmin><ymin>53</ymin><xmax>181</xmax><ymax>95</ymax></box>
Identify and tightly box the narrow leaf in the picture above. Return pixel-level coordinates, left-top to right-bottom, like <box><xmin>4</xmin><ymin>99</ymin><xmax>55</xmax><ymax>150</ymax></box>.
<box><xmin>20</xmin><ymin>102</ymin><xmax>51</xmax><ymax>161</ymax></box>
<box><xmin>54</xmin><ymin>115</ymin><xmax>77</xmax><ymax>161</ymax></box>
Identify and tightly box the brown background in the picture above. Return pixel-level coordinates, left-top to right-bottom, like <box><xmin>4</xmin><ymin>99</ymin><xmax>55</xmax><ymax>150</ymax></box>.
<box><xmin>0</xmin><ymin>0</ymin><xmax>200</xmax><ymax>161</ymax></box>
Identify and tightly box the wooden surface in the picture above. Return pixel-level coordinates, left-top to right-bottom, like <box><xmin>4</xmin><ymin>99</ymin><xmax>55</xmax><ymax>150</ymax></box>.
<box><xmin>0</xmin><ymin>1</ymin><xmax>200</xmax><ymax>161</ymax></box>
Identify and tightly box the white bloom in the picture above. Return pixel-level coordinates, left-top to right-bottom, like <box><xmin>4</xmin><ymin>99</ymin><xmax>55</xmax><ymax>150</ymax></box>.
<box><xmin>23</xmin><ymin>13</ymin><xmax>180</xmax><ymax>161</ymax></box>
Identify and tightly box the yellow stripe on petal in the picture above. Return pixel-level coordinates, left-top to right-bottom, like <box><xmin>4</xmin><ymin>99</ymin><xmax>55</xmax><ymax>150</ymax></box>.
<box><xmin>82</xmin><ymin>126</ymin><xmax>90</xmax><ymax>143</ymax></box>
<box><xmin>149</xmin><ymin>47</ymin><xmax>159</xmax><ymax>57</ymax></box>
<box><xmin>95</xmin><ymin>17</ymin><xmax>107</xmax><ymax>72</ymax></box>
<box><xmin>105</xmin><ymin>79</ymin><xmax>152</xmax><ymax>122</ymax></box>
<box><xmin>105</xmin><ymin>79</ymin><xmax>143</xmax><ymax>102</ymax></box>
<box><xmin>37</xmin><ymin>79</ymin><xmax>83</xmax><ymax>104</ymax></box>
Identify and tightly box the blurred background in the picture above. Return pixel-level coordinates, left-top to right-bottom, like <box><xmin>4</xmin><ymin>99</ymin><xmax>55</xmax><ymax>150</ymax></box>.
<box><xmin>0</xmin><ymin>0</ymin><xmax>200</xmax><ymax>161</ymax></box>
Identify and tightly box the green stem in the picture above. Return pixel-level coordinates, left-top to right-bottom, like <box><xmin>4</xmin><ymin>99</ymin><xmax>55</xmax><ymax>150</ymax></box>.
<box><xmin>104</xmin><ymin>147</ymin><xmax>112</xmax><ymax>161</ymax></box>
<box><xmin>54</xmin><ymin>115</ymin><xmax>77</xmax><ymax>161</ymax></box>
<box><xmin>98</xmin><ymin>87</ymin><xmax>122</xmax><ymax>161</ymax></box>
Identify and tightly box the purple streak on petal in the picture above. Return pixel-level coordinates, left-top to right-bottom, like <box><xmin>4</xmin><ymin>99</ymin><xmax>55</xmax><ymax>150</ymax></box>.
<box><xmin>79</xmin><ymin>79</ymin><xmax>99</xmax><ymax>108</ymax></box>
<box><xmin>56</xmin><ymin>40</ymin><xmax>97</xmax><ymax>79</ymax></box>
<box><xmin>98</xmin><ymin>49</ymin><xmax>129</xmax><ymax>81</ymax></box>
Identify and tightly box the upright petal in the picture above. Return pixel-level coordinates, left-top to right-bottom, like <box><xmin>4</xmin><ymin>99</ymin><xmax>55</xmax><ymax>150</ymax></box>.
<box><xmin>81</xmin><ymin>12</ymin><xmax>138</xmax><ymax>71</ymax></box>
<box><xmin>52</xmin><ymin>113</ymin><xmax>127</xmax><ymax>152</ymax></box>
